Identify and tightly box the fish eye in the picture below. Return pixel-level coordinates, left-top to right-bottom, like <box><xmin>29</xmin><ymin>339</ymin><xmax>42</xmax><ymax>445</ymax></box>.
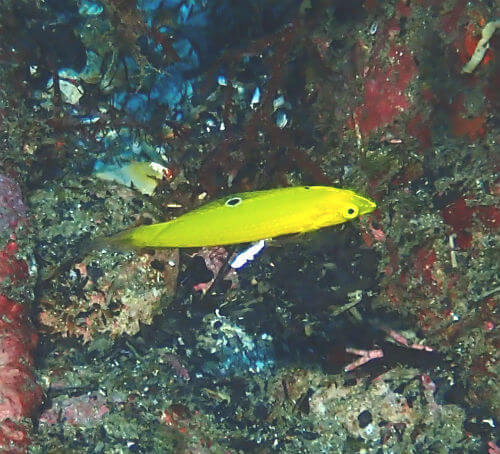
<box><xmin>343</xmin><ymin>205</ymin><xmax>359</xmax><ymax>219</ymax></box>
<box><xmin>225</xmin><ymin>197</ymin><xmax>242</xmax><ymax>207</ymax></box>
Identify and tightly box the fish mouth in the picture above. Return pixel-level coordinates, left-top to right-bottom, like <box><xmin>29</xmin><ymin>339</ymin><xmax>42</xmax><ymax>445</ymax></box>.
<box><xmin>352</xmin><ymin>194</ymin><xmax>377</xmax><ymax>216</ymax></box>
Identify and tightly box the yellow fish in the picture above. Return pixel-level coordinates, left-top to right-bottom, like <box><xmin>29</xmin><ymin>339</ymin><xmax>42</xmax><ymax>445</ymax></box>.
<box><xmin>109</xmin><ymin>186</ymin><xmax>376</xmax><ymax>248</ymax></box>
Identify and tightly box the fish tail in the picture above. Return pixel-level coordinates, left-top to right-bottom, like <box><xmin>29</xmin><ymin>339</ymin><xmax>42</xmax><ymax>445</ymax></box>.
<box><xmin>106</xmin><ymin>228</ymin><xmax>140</xmax><ymax>250</ymax></box>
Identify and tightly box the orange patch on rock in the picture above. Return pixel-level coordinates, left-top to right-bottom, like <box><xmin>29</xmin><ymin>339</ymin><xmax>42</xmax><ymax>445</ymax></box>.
<box><xmin>450</xmin><ymin>97</ymin><xmax>486</xmax><ymax>141</ymax></box>
<box><xmin>452</xmin><ymin>113</ymin><xmax>486</xmax><ymax>141</ymax></box>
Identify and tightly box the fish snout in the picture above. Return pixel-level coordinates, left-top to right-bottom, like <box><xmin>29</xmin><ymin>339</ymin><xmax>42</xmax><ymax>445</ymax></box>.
<box><xmin>351</xmin><ymin>194</ymin><xmax>377</xmax><ymax>216</ymax></box>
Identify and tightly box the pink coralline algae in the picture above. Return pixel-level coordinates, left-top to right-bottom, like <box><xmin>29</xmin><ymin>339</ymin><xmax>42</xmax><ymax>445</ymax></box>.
<box><xmin>354</xmin><ymin>46</ymin><xmax>417</xmax><ymax>137</ymax></box>
<box><xmin>0</xmin><ymin>172</ymin><xmax>41</xmax><ymax>453</ymax></box>
<box><xmin>0</xmin><ymin>295</ymin><xmax>42</xmax><ymax>452</ymax></box>
<box><xmin>442</xmin><ymin>197</ymin><xmax>500</xmax><ymax>249</ymax></box>
<box><xmin>0</xmin><ymin>240</ymin><xmax>29</xmax><ymax>284</ymax></box>
<box><xmin>0</xmin><ymin>174</ymin><xmax>26</xmax><ymax>231</ymax></box>
<box><xmin>40</xmin><ymin>394</ymin><xmax>109</xmax><ymax>427</ymax></box>
<box><xmin>161</xmin><ymin>353</ymin><xmax>191</xmax><ymax>381</ymax></box>
<box><xmin>192</xmin><ymin>247</ymin><xmax>238</xmax><ymax>292</ymax></box>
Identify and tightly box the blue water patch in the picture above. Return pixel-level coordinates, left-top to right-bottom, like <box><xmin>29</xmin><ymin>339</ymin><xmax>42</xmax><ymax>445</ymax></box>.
<box><xmin>150</xmin><ymin>69</ymin><xmax>191</xmax><ymax>108</ymax></box>
<box><xmin>137</xmin><ymin>0</ymin><xmax>165</xmax><ymax>12</ymax></box>
<box><xmin>78</xmin><ymin>0</ymin><xmax>103</xmax><ymax>16</ymax></box>
<box><xmin>113</xmin><ymin>92</ymin><xmax>152</xmax><ymax>122</ymax></box>
<box><xmin>198</xmin><ymin>315</ymin><xmax>275</xmax><ymax>377</ymax></box>
<box><xmin>172</xmin><ymin>38</ymin><xmax>199</xmax><ymax>68</ymax></box>
<box><xmin>217</xmin><ymin>332</ymin><xmax>275</xmax><ymax>376</ymax></box>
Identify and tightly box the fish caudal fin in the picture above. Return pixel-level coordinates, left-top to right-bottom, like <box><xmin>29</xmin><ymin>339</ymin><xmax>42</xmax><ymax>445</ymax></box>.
<box><xmin>106</xmin><ymin>229</ymin><xmax>141</xmax><ymax>250</ymax></box>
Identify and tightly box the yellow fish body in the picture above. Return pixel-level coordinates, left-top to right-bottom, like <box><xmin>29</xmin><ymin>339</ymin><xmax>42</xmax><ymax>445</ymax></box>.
<box><xmin>110</xmin><ymin>186</ymin><xmax>376</xmax><ymax>248</ymax></box>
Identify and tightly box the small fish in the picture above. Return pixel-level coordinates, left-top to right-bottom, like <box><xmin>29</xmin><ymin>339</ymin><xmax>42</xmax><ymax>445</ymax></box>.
<box><xmin>94</xmin><ymin>161</ymin><xmax>170</xmax><ymax>196</ymax></box>
<box><xmin>109</xmin><ymin>186</ymin><xmax>376</xmax><ymax>248</ymax></box>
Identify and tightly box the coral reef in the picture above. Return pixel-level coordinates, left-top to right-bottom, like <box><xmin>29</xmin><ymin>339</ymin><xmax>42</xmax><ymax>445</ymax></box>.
<box><xmin>0</xmin><ymin>0</ymin><xmax>498</xmax><ymax>451</ymax></box>
<box><xmin>30</xmin><ymin>177</ymin><xmax>179</xmax><ymax>340</ymax></box>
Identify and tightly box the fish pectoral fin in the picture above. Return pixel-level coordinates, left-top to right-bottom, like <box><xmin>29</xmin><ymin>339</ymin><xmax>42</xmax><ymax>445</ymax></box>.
<box><xmin>266</xmin><ymin>233</ymin><xmax>304</xmax><ymax>247</ymax></box>
<box><xmin>300</xmin><ymin>213</ymin><xmax>333</xmax><ymax>232</ymax></box>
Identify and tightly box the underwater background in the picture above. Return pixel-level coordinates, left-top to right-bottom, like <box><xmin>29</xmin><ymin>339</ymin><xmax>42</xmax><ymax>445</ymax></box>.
<box><xmin>0</xmin><ymin>0</ymin><xmax>498</xmax><ymax>452</ymax></box>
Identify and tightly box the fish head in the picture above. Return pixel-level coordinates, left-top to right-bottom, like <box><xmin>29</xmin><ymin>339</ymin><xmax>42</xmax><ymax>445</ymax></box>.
<box><xmin>340</xmin><ymin>192</ymin><xmax>377</xmax><ymax>220</ymax></box>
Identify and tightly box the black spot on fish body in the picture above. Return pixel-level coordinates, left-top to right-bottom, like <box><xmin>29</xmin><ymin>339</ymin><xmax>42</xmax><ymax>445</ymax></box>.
<box><xmin>225</xmin><ymin>197</ymin><xmax>242</xmax><ymax>207</ymax></box>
